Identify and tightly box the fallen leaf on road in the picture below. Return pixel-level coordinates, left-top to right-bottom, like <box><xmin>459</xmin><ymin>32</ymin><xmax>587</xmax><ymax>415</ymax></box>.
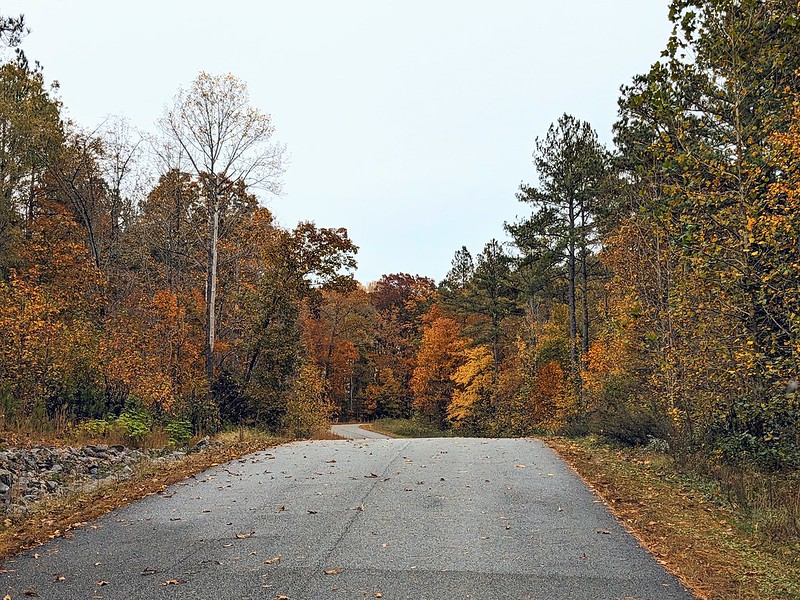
<box><xmin>325</xmin><ymin>459</ymin><xmax>336</xmax><ymax>463</ymax></box>
<box><xmin>141</xmin><ymin>567</ymin><xmax>160</xmax><ymax>575</ymax></box>
<box><xmin>161</xmin><ymin>579</ymin><xmax>182</xmax><ymax>586</ymax></box>
<box><xmin>275</xmin><ymin>596</ymin><xmax>290</xmax><ymax>599</ymax></box>
<box><xmin>352</xmin><ymin>504</ymin><xmax>365</xmax><ymax>511</ymax></box>
<box><xmin>307</xmin><ymin>510</ymin><xmax>318</xmax><ymax>514</ymax></box>
<box><xmin>365</xmin><ymin>473</ymin><xmax>379</xmax><ymax>478</ymax></box>
<box><xmin>375</xmin><ymin>594</ymin><xmax>383</xmax><ymax>598</ymax></box>
<box><xmin>263</xmin><ymin>556</ymin><xmax>282</xmax><ymax>565</ymax></box>
<box><xmin>97</xmin><ymin>581</ymin><xmax>109</xmax><ymax>586</ymax></box>
<box><xmin>3</xmin><ymin>594</ymin><xmax>10</xmax><ymax>600</ymax></box>
<box><xmin>53</xmin><ymin>574</ymin><xmax>65</xmax><ymax>582</ymax></box>
<box><xmin>515</xmin><ymin>464</ymin><xmax>526</xmax><ymax>468</ymax></box>
<box><xmin>324</xmin><ymin>568</ymin><xmax>342</xmax><ymax>575</ymax></box>
<box><xmin>236</xmin><ymin>531</ymin><xmax>254</xmax><ymax>539</ymax></box>
<box><xmin>277</xmin><ymin>505</ymin><xmax>286</xmax><ymax>511</ymax></box>
<box><xmin>23</xmin><ymin>589</ymin><xmax>39</xmax><ymax>597</ymax></box>
<box><xmin>597</xmin><ymin>529</ymin><xmax>611</xmax><ymax>535</ymax></box>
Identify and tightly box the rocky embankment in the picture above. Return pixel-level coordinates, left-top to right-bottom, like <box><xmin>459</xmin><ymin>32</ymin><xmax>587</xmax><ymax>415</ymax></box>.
<box><xmin>0</xmin><ymin>444</ymin><xmax>189</xmax><ymax>514</ymax></box>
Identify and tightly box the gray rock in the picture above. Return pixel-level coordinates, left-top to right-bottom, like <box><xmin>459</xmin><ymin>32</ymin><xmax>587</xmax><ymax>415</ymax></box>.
<box><xmin>0</xmin><ymin>469</ymin><xmax>13</xmax><ymax>485</ymax></box>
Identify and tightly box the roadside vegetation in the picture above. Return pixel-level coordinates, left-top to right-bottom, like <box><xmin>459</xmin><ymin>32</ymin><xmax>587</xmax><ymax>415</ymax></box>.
<box><xmin>549</xmin><ymin>437</ymin><xmax>800</xmax><ymax>600</ymax></box>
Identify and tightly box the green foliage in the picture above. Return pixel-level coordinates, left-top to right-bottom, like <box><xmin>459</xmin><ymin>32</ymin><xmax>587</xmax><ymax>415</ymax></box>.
<box><xmin>114</xmin><ymin>406</ymin><xmax>153</xmax><ymax>445</ymax></box>
<box><xmin>164</xmin><ymin>418</ymin><xmax>193</xmax><ymax>448</ymax></box>
<box><xmin>189</xmin><ymin>396</ymin><xmax>222</xmax><ymax>435</ymax></box>
<box><xmin>709</xmin><ymin>391</ymin><xmax>800</xmax><ymax>471</ymax></box>
<box><xmin>75</xmin><ymin>418</ymin><xmax>113</xmax><ymax>437</ymax></box>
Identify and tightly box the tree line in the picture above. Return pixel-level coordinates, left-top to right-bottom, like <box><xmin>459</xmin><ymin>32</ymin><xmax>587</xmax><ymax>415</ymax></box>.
<box><xmin>1</xmin><ymin>1</ymin><xmax>799</xmax><ymax>472</ymax></box>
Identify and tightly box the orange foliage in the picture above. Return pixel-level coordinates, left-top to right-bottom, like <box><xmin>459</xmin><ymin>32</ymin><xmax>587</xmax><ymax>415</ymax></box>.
<box><xmin>527</xmin><ymin>360</ymin><xmax>568</xmax><ymax>429</ymax></box>
<box><xmin>0</xmin><ymin>203</ymin><xmax>105</xmax><ymax>414</ymax></box>
<box><xmin>410</xmin><ymin>305</ymin><xmax>468</xmax><ymax>425</ymax></box>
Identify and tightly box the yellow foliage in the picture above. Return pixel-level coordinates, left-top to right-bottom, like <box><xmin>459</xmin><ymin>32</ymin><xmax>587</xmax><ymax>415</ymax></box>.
<box><xmin>448</xmin><ymin>345</ymin><xmax>494</xmax><ymax>425</ymax></box>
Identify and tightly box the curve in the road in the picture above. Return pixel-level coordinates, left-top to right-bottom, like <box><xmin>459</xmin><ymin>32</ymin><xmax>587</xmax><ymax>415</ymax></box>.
<box><xmin>330</xmin><ymin>423</ymin><xmax>391</xmax><ymax>439</ymax></box>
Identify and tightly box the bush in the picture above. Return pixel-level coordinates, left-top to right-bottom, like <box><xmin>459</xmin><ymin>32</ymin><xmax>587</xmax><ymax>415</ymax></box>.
<box><xmin>588</xmin><ymin>401</ymin><xmax>672</xmax><ymax>446</ymax></box>
<box><xmin>165</xmin><ymin>419</ymin><xmax>193</xmax><ymax>448</ymax></box>
<box><xmin>709</xmin><ymin>393</ymin><xmax>800</xmax><ymax>471</ymax></box>
<box><xmin>75</xmin><ymin>418</ymin><xmax>113</xmax><ymax>437</ymax></box>
<box><xmin>283</xmin><ymin>364</ymin><xmax>330</xmax><ymax>438</ymax></box>
<box><xmin>115</xmin><ymin>406</ymin><xmax>153</xmax><ymax>445</ymax></box>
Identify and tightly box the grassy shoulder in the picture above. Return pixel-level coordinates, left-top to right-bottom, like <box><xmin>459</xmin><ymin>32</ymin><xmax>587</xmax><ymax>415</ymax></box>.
<box><xmin>547</xmin><ymin>436</ymin><xmax>800</xmax><ymax>600</ymax></box>
<box><xmin>0</xmin><ymin>429</ymin><xmax>286</xmax><ymax>562</ymax></box>
<box><xmin>363</xmin><ymin>417</ymin><xmax>453</xmax><ymax>438</ymax></box>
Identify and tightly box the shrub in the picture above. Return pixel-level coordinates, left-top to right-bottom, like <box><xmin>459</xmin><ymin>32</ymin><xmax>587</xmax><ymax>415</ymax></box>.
<box><xmin>115</xmin><ymin>406</ymin><xmax>152</xmax><ymax>445</ymax></box>
<box><xmin>165</xmin><ymin>419</ymin><xmax>193</xmax><ymax>448</ymax></box>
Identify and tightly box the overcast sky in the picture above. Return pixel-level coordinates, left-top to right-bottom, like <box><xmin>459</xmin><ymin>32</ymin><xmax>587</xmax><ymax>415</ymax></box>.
<box><xmin>5</xmin><ymin>1</ymin><xmax>672</xmax><ymax>284</ymax></box>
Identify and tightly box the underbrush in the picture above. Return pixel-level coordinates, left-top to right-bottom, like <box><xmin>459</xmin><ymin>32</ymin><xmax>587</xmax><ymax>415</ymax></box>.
<box><xmin>681</xmin><ymin>452</ymin><xmax>800</xmax><ymax>545</ymax></box>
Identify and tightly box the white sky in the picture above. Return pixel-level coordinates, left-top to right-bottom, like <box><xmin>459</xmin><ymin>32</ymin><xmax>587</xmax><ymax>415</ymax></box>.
<box><xmin>5</xmin><ymin>1</ymin><xmax>672</xmax><ymax>284</ymax></box>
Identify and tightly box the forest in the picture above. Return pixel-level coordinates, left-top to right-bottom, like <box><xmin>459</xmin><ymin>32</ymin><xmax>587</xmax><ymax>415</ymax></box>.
<box><xmin>0</xmin><ymin>1</ymin><xmax>798</xmax><ymax>477</ymax></box>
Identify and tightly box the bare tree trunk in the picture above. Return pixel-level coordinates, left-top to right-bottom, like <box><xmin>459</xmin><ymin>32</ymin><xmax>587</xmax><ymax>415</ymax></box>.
<box><xmin>205</xmin><ymin>200</ymin><xmax>220</xmax><ymax>401</ymax></box>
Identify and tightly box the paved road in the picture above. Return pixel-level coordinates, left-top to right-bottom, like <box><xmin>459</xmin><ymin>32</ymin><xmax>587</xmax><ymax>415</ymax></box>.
<box><xmin>2</xmin><ymin>438</ymin><xmax>695</xmax><ymax>599</ymax></box>
<box><xmin>330</xmin><ymin>423</ymin><xmax>392</xmax><ymax>440</ymax></box>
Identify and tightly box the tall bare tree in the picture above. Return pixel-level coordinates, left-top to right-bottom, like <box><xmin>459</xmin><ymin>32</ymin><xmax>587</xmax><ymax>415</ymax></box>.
<box><xmin>159</xmin><ymin>72</ymin><xmax>286</xmax><ymax>400</ymax></box>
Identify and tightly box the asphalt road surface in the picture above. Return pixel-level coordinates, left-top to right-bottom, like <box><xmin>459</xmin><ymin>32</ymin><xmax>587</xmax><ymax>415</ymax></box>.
<box><xmin>2</xmin><ymin>437</ymin><xmax>695</xmax><ymax>599</ymax></box>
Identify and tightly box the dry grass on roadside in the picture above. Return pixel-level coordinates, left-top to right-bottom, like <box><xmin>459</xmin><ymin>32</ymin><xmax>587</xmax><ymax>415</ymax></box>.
<box><xmin>0</xmin><ymin>431</ymin><xmax>284</xmax><ymax>563</ymax></box>
<box><xmin>547</xmin><ymin>437</ymin><xmax>800</xmax><ymax>600</ymax></box>
<box><xmin>307</xmin><ymin>426</ymin><xmax>346</xmax><ymax>440</ymax></box>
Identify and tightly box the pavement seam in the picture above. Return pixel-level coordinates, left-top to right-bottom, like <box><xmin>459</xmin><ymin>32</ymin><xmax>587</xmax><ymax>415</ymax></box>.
<box><xmin>319</xmin><ymin>440</ymin><xmax>411</xmax><ymax>568</ymax></box>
